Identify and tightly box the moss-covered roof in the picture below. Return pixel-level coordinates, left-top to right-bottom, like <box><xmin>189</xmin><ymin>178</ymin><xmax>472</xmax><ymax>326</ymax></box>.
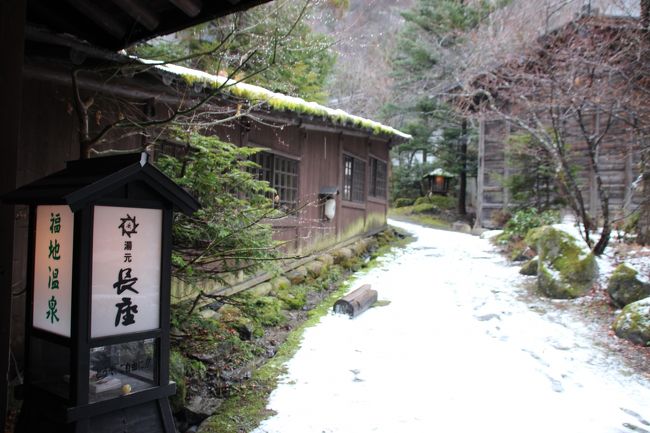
<box><xmin>139</xmin><ymin>59</ymin><xmax>411</xmax><ymax>141</ymax></box>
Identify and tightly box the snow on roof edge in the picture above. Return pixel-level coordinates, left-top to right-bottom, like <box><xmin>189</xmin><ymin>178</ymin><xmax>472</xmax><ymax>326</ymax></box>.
<box><xmin>138</xmin><ymin>58</ymin><xmax>412</xmax><ymax>141</ymax></box>
<box><xmin>425</xmin><ymin>168</ymin><xmax>455</xmax><ymax>178</ymax></box>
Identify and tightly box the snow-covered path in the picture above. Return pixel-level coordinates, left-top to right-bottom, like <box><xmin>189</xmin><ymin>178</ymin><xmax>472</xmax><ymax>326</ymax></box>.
<box><xmin>253</xmin><ymin>220</ymin><xmax>650</xmax><ymax>433</ymax></box>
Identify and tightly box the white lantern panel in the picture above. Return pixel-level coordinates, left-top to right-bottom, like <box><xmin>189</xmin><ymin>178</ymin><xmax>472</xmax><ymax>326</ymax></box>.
<box><xmin>91</xmin><ymin>206</ymin><xmax>162</xmax><ymax>338</ymax></box>
<box><xmin>33</xmin><ymin>205</ymin><xmax>74</xmax><ymax>337</ymax></box>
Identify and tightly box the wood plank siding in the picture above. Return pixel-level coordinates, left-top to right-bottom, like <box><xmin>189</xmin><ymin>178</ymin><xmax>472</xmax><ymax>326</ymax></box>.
<box><xmin>476</xmin><ymin>116</ymin><xmax>642</xmax><ymax>228</ymax></box>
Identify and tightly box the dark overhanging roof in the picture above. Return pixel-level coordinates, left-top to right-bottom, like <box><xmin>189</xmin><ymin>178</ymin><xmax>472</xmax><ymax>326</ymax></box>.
<box><xmin>2</xmin><ymin>153</ymin><xmax>200</xmax><ymax>215</ymax></box>
<box><xmin>26</xmin><ymin>0</ymin><xmax>273</xmax><ymax>51</ymax></box>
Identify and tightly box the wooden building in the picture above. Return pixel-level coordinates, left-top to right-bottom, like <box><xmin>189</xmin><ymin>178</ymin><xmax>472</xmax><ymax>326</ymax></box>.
<box><xmin>470</xmin><ymin>16</ymin><xmax>644</xmax><ymax>228</ymax></box>
<box><xmin>0</xmin><ymin>0</ymin><xmax>409</xmax><ymax>426</ymax></box>
<box><xmin>145</xmin><ymin>62</ymin><xmax>410</xmax><ymax>252</ymax></box>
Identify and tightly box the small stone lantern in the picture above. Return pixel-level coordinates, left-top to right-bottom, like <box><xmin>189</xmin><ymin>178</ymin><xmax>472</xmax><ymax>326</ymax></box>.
<box><xmin>3</xmin><ymin>153</ymin><xmax>199</xmax><ymax>433</ymax></box>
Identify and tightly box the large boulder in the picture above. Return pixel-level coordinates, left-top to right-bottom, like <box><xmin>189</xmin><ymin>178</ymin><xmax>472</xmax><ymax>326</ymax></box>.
<box><xmin>607</xmin><ymin>264</ymin><xmax>650</xmax><ymax>307</ymax></box>
<box><xmin>613</xmin><ymin>297</ymin><xmax>650</xmax><ymax>346</ymax></box>
<box><xmin>525</xmin><ymin>226</ymin><xmax>597</xmax><ymax>299</ymax></box>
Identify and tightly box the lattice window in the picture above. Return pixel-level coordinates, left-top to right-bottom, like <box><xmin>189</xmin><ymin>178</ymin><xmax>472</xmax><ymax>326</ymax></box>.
<box><xmin>249</xmin><ymin>152</ymin><xmax>273</xmax><ymax>185</ymax></box>
<box><xmin>352</xmin><ymin>159</ymin><xmax>366</xmax><ymax>202</ymax></box>
<box><xmin>343</xmin><ymin>156</ymin><xmax>353</xmax><ymax>201</ymax></box>
<box><xmin>273</xmin><ymin>155</ymin><xmax>298</xmax><ymax>209</ymax></box>
<box><xmin>250</xmin><ymin>151</ymin><xmax>298</xmax><ymax>209</ymax></box>
<box><xmin>370</xmin><ymin>158</ymin><xmax>387</xmax><ymax>198</ymax></box>
<box><xmin>343</xmin><ymin>155</ymin><xmax>366</xmax><ymax>203</ymax></box>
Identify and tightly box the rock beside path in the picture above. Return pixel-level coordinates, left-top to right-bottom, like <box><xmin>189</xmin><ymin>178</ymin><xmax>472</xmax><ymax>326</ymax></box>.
<box><xmin>613</xmin><ymin>297</ymin><xmax>650</xmax><ymax>346</ymax></box>
<box><xmin>526</xmin><ymin>226</ymin><xmax>597</xmax><ymax>299</ymax></box>
<box><xmin>607</xmin><ymin>264</ymin><xmax>650</xmax><ymax>307</ymax></box>
<box><xmin>519</xmin><ymin>258</ymin><xmax>538</xmax><ymax>276</ymax></box>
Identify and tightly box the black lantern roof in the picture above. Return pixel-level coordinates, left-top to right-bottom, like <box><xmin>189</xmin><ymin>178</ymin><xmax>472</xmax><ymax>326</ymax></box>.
<box><xmin>2</xmin><ymin>153</ymin><xmax>200</xmax><ymax>215</ymax></box>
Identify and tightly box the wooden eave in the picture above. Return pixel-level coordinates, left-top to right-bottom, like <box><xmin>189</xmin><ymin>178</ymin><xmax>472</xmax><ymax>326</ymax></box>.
<box><xmin>26</xmin><ymin>0</ymin><xmax>272</xmax><ymax>51</ymax></box>
<box><xmin>22</xmin><ymin>31</ymin><xmax>408</xmax><ymax>150</ymax></box>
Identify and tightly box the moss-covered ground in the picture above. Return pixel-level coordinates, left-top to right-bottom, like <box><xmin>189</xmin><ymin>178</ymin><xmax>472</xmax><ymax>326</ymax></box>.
<box><xmin>197</xmin><ymin>275</ymin><xmax>354</xmax><ymax>433</ymax></box>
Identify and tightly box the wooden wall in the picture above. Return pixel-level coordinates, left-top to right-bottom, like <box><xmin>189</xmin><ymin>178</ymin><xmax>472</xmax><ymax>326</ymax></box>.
<box><xmin>10</xmin><ymin>77</ymin><xmax>83</xmax><ymax>368</ymax></box>
<box><xmin>477</xmin><ymin>115</ymin><xmax>642</xmax><ymax>228</ymax></box>
<box><xmin>241</xmin><ymin>125</ymin><xmax>391</xmax><ymax>252</ymax></box>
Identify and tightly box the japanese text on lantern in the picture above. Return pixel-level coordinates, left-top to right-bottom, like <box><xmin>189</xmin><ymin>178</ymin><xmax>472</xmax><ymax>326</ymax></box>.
<box><xmin>33</xmin><ymin>205</ymin><xmax>73</xmax><ymax>337</ymax></box>
<box><xmin>114</xmin><ymin>214</ymin><xmax>140</xmax><ymax>328</ymax></box>
<box><xmin>91</xmin><ymin>206</ymin><xmax>162</xmax><ymax>338</ymax></box>
<box><xmin>46</xmin><ymin>212</ymin><xmax>61</xmax><ymax>323</ymax></box>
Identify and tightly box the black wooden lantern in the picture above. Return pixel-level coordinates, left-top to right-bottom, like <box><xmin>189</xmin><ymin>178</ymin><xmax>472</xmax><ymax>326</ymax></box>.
<box><xmin>2</xmin><ymin>153</ymin><xmax>200</xmax><ymax>433</ymax></box>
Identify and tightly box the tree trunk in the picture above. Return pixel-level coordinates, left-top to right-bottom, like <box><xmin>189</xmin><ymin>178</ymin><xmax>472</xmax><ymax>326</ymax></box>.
<box><xmin>642</xmin><ymin>0</ymin><xmax>650</xmax><ymax>29</ymax></box>
<box><xmin>637</xmin><ymin>157</ymin><xmax>650</xmax><ymax>244</ymax></box>
<box><xmin>458</xmin><ymin>119</ymin><xmax>468</xmax><ymax>215</ymax></box>
<box><xmin>591</xmin><ymin>162</ymin><xmax>611</xmax><ymax>255</ymax></box>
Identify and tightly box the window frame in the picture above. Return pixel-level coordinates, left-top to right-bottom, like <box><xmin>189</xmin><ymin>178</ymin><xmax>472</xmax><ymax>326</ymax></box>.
<box><xmin>250</xmin><ymin>151</ymin><xmax>299</xmax><ymax>210</ymax></box>
<box><xmin>342</xmin><ymin>154</ymin><xmax>366</xmax><ymax>203</ymax></box>
<box><xmin>369</xmin><ymin>157</ymin><xmax>387</xmax><ymax>199</ymax></box>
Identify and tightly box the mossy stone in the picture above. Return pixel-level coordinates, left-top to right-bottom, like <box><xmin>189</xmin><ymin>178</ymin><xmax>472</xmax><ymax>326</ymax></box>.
<box><xmin>520</xmin><ymin>258</ymin><xmax>538</xmax><ymax>276</ymax></box>
<box><xmin>305</xmin><ymin>260</ymin><xmax>325</xmax><ymax>278</ymax></box>
<box><xmin>270</xmin><ymin>276</ymin><xmax>291</xmax><ymax>293</ymax></box>
<box><xmin>199</xmin><ymin>309</ymin><xmax>219</xmax><ymax>320</ymax></box>
<box><xmin>526</xmin><ymin>226</ymin><xmax>597</xmax><ymax>299</ymax></box>
<box><xmin>250</xmin><ymin>282</ymin><xmax>273</xmax><ymax>297</ymax></box>
<box><xmin>286</xmin><ymin>266</ymin><xmax>308</xmax><ymax>284</ymax></box>
<box><xmin>352</xmin><ymin>240</ymin><xmax>369</xmax><ymax>255</ymax></box>
<box><xmin>366</xmin><ymin>237</ymin><xmax>379</xmax><ymax>251</ymax></box>
<box><xmin>231</xmin><ymin>317</ymin><xmax>256</xmax><ymax>341</ymax></box>
<box><xmin>317</xmin><ymin>253</ymin><xmax>334</xmax><ymax>267</ymax></box>
<box><xmin>332</xmin><ymin>247</ymin><xmax>354</xmax><ymax>264</ymax></box>
<box><xmin>275</xmin><ymin>284</ymin><xmax>307</xmax><ymax>310</ymax></box>
<box><xmin>251</xmin><ymin>296</ymin><xmax>286</xmax><ymax>327</ymax></box>
<box><xmin>526</xmin><ymin>226</ymin><xmax>581</xmax><ymax>263</ymax></box>
<box><xmin>613</xmin><ymin>297</ymin><xmax>650</xmax><ymax>346</ymax></box>
<box><xmin>608</xmin><ymin>264</ymin><xmax>650</xmax><ymax>307</ymax></box>
<box><xmin>218</xmin><ymin>304</ymin><xmax>243</xmax><ymax>322</ymax></box>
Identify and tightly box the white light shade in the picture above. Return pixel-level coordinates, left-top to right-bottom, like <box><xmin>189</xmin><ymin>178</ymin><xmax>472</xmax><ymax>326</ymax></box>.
<box><xmin>33</xmin><ymin>205</ymin><xmax>74</xmax><ymax>337</ymax></box>
<box><xmin>324</xmin><ymin>198</ymin><xmax>336</xmax><ymax>220</ymax></box>
<box><xmin>91</xmin><ymin>206</ymin><xmax>162</xmax><ymax>338</ymax></box>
